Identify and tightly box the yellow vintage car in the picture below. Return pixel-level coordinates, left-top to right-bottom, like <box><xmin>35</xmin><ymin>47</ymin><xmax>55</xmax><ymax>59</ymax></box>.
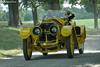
<box><xmin>20</xmin><ymin>15</ymin><xmax>86</xmax><ymax>60</ymax></box>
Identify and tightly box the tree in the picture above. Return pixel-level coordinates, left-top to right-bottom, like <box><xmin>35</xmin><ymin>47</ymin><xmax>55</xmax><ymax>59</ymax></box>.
<box><xmin>8</xmin><ymin>0</ymin><xmax>19</xmax><ymax>27</ymax></box>
<box><xmin>80</xmin><ymin>0</ymin><xmax>100</xmax><ymax>29</ymax></box>
<box><xmin>22</xmin><ymin>0</ymin><xmax>43</xmax><ymax>25</ymax></box>
<box><xmin>22</xmin><ymin>0</ymin><xmax>42</xmax><ymax>25</ymax></box>
<box><xmin>68</xmin><ymin>0</ymin><xmax>100</xmax><ymax>29</ymax></box>
<box><xmin>3</xmin><ymin>0</ymin><xmax>19</xmax><ymax>27</ymax></box>
<box><xmin>22</xmin><ymin>0</ymin><xmax>61</xmax><ymax>25</ymax></box>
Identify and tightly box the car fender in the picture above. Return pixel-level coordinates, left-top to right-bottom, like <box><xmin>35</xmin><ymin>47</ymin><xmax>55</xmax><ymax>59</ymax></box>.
<box><xmin>61</xmin><ymin>26</ymin><xmax>73</xmax><ymax>37</ymax></box>
<box><xmin>20</xmin><ymin>28</ymin><xmax>32</xmax><ymax>39</ymax></box>
<box><xmin>79</xmin><ymin>25</ymin><xmax>86</xmax><ymax>35</ymax></box>
<box><xmin>77</xmin><ymin>26</ymin><xmax>86</xmax><ymax>47</ymax></box>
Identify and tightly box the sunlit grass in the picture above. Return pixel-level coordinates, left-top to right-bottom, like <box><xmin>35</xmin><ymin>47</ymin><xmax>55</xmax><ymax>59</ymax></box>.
<box><xmin>0</xmin><ymin>49</ymin><xmax>22</xmax><ymax>57</ymax></box>
<box><xmin>75</xmin><ymin>19</ymin><xmax>100</xmax><ymax>28</ymax></box>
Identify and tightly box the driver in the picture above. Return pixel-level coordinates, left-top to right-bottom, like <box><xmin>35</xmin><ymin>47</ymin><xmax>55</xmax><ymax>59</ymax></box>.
<box><xmin>64</xmin><ymin>11</ymin><xmax>75</xmax><ymax>21</ymax></box>
<box><xmin>64</xmin><ymin>11</ymin><xmax>75</xmax><ymax>25</ymax></box>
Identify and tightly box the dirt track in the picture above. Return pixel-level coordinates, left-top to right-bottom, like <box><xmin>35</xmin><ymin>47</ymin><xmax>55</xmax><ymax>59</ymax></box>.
<box><xmin>0</xmin><ymin>35</ymin><xmax>100</xmax><ymax>67</ymax></box>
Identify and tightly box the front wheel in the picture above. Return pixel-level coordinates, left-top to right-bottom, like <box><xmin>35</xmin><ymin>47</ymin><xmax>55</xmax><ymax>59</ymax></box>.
<box><xmin>65</xmin><ymin>36</ymin><xmax>74</xmax><ymax>58</ymax></box>
<box><xmin>23</xmin><ymin>37</ymin><xmax>33</xmax><ymax>60</ymax></box>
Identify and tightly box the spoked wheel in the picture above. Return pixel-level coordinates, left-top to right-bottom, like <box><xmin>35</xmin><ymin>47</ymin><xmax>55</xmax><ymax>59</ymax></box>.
<box><xmin>23</xmin><ymin>37</ymin><xmax>33</xmax><ymax>60</ymax></box>
<box><xmin>65</xmin><ymin>36</ymin><xmax>74</xmax><ymax>58</ymax></box>
<box><xmin>79</xmin><ymin>44</ymin><xmax>84</xmax><ymax>54</ymax></box>
<box><xmin>43</xmin><ymin>53</ymin><xmax>48</xmax><ymax>56</ymax></box>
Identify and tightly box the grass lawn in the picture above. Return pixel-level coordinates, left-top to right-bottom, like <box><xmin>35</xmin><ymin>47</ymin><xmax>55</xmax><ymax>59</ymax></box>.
<box><xmin>0</xmin><ymin>21</ymin><xmax>22</xmax><ymax>57</ymax></box>
<box><xmin>75</xmin><ymin>19</ymin><xmax>100</xmax><ymax>28</ymax></box>
<box><xmin>0</xmin><ymin>19</ymin><xmax>100</xmax><ymax>57</ymax></box>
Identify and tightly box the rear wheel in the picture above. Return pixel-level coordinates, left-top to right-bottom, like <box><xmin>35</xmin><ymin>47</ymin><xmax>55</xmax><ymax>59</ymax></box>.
<box><xmin>65</xmin><ymin>36</ymin><xmax>74</xmax><ymax>58</ymax></box>
<box><xmin>79</xmin><ymin>27</ymin><xmax>85</xmax><ymax>54</ymax></box>
<box><xmin>23</xmin><ymin>37</ymin><xmax>33</xmax><ymax>60</ymax></box>
<box><xmin>79</xmin><ymin>44</ymin><xmax>84</xmax><ymax>54</ymax></box>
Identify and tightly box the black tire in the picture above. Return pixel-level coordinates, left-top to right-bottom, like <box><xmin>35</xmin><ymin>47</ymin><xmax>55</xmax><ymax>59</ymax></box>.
<box><xmin>79</xmin><ymin>44</ymin><xmax>84</xmax><ymax>54</ymax></box>
<box><xmin>43</xmin><ymin>53</ymin><xmax>48</xmax><ymax>56</ymax></box>
<box><xmin>65</xmin><ymin>36</ymin><xmax>74</xmax><ymax>58</ymax></box>
<box><xmin>23</xmin><ymin>37</ymin><xmax>32</xmax><ymax>60</ymax></box>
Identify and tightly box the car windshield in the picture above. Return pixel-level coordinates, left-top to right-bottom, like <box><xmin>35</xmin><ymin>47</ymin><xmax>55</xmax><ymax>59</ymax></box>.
<box><xmin>42</xmin><ymin>11</ymin><xmax>65</xmax><ymax>20</ymax></box>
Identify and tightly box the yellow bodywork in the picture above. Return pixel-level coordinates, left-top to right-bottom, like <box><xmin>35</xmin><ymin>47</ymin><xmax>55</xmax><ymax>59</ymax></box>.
<box><xmin>61</xmin><ymin>26</ymin><xmax>73</xmax><ymax>37</ymax></box>
<box><xmin>20</xmin><ymin>18</ymin><xmax>86</xmax><ymax>54</ymax></box>
<box><xmin>76</xmin><ymin>26</ymin><xmax>86</xmax><ymax>49</ymax></box>
<box><xmin>20</xmin><ymin>28</ymin><xmax>32</xmax><ymax>39</ymax></box>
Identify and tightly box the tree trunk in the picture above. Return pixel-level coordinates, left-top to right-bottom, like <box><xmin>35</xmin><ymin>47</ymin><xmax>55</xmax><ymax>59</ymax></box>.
<box><xmin>8</xmin><ymin>0</ymin><xmax>19</xmax><ymax>27</ymax></box>
<box><xmin>92</xmin><ymin>0</ymin><xmax>98</xmax><ymax>29</ymax></box>
<box><xmin>32</xmin><ymin>7</ymin><xmax>38</xmax><ymax>26</ymax></box>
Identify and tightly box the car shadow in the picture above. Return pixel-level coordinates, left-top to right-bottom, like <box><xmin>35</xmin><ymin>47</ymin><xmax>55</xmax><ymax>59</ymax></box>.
<box><xmin>30</xmin><ymin>52</ymin><xmax>100</xmax><ymax>64</ymax></box>
<box><xmin>32</xmin><ymin>53</ymin><xmax>68</xmax><ymax>60</ymax></box>
<box><xmin>31</xmin><ymin>53</ymin><xmax>86</xmax><ymax>60</ymax></box>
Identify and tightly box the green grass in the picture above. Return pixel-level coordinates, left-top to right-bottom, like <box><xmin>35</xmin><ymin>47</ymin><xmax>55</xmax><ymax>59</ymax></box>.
<box><xmin>0</xmin><ymin>21</ymin><xmax>22</xmax><ymax>57</ymax></box>
<box><xmin>75</xmin><ymin>19</ymin><xmax>100</xmax><ymax>28</ymax></box>
<box><xmin>0</xmin><ymin>22</ymin><xmax>22</xmax><ymax>50</ymax></box>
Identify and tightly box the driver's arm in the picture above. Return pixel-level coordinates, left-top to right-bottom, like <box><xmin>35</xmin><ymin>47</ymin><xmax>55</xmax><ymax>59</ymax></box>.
<box><xmin>68</xmin><ymin>13</ymin><xmax>75</xmax><ymax>21</ymax></box>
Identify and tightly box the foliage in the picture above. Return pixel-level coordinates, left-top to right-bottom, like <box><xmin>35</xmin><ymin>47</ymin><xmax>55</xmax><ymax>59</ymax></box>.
<box><xmin>68</xmin><ymin>0</ymin><xmax>100</xmax><ymax>28</ymax></box>
<box><xmin>67</xmin><ymin>0</ymin><xmax>100</xmax><ymax>15</ymax></box>
<box><xmin>80</xmin><ymin>0</ymin><xmax>100</xmax><ymax>13</ymax></box>
<box><xmin>22</xmin><ymin>0</ymin><xmax>44</xmax><ymax>7</ymax></box>
<box><xmin>0</xmin><ymin>7</ymin><xmax>97</xmax><ymax>21</ymax></box>
<box><xmin>0</xmin><ymin>10</ymin><xmax>8</xmax><ymax>21</ymax></box>
<box><xmin>66</xmin><ymin>7</ymin><xmax>94</xmax><ymax>19</ymax></box>
<box><xmin>68</xmin><ymin>0</ymin><xmax>78</xmax><ymax>5</ymax></box>
<box><xmin>24</xmin><ymin>10</ymin><xmax>33</xmax><ymax>21</ymax></box>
